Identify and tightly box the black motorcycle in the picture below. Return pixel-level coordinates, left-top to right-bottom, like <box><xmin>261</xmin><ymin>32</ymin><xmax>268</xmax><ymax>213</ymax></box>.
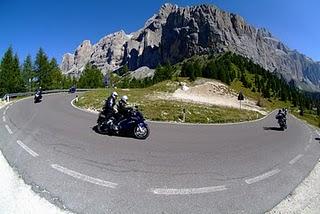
<box><xmin>277</xmin><ymin>117</ymin><xmax>287</xmax><ymax>130</ymax></box>
<box><xmin>97</xmin><ymin>107</ymin><xmax>150</xmax><ymax>139</ymax></box>
<box><xmin>34</xmin><ymin>92</ymin><xmax>42</xmax><ymax>103</ymax></box>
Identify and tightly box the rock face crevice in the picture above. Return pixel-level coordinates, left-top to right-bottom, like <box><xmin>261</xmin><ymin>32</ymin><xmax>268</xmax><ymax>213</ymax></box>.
<box><xmin>61</xmin><ymin>3</ymin><xmax>320</xmax><ymax>91</ymax></box>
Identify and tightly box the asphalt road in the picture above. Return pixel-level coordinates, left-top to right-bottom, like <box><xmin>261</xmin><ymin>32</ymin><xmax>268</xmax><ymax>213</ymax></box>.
<box><xmin>0</xmin><ymin>93</ymin><xmax>319</xmax><ymax>214</ymax></box>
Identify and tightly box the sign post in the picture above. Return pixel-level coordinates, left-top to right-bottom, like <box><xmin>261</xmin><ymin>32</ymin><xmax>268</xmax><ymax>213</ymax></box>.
<box><xmin>182</xmin><ymin>108</ymin><xmax>186</xmax><ymax>122</ymax></box>
<box><xmin>238</xmin><ymin>91</ymin><xmax>244</xmax><ymax>110</ymax></box>
<box><xmin>29</xmin><ymin>78</ymin><xmax>32</xmax><ymax>92</ymax></box>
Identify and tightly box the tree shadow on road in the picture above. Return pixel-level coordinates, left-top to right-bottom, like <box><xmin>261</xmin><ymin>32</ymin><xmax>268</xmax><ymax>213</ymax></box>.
<box><xmin>263</xmin><ymin>127</ymin><xmax>284</xmax><ymax>131</ymax></box>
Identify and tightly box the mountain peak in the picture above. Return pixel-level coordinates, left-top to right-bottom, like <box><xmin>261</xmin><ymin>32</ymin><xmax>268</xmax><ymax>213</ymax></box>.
<box><xmin>160</xmin><ymin>3</ymin><xmax>178</xmax><ymax>12</ymax></box>
<box><xmin>79</xmin><ymin>40</ymin><xmax>91</xmax><ymax>47</ymax></box>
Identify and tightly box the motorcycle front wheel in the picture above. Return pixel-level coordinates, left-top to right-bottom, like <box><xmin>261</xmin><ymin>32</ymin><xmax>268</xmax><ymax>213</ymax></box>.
<box><xmin>133</xmin><ymin>123</ymin><xmax>150</xmax><ymax>140</ymax></box>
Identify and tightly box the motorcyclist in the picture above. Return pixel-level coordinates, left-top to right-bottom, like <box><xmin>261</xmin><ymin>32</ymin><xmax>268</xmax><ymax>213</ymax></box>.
<box><xmin>282</xmin><ymin>108</ymin><xmax>288</xmax><ymax>116</ymax></box>
<box><xmin>35</xmin><ymin>87</ymin><xmax>42</xmax><ymax>99</ymax></box>
<box><xmin>276</xmin><ymin>109</ymin><xmax>284</xmax><ymax>119</ymax></box>
<box><xmin>112</xmin><ymin>95</ymin><xmax>130</xmax><ymax>131</ymax></box>
<box><xmin>102</xmin><ymin>91</ymin><xmax>118</xmax><ymax>124</ymax></box>
<box><xmin>276</xmin><ymin>109</ymin><xmax>286</xmax><ymax>126</ymax></box>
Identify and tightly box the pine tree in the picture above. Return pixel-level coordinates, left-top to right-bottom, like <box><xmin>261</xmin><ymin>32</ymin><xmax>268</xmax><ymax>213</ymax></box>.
<box><xmin>12</xmin><ymin>54</ymin><xmax>25</xmax><ymax>93</ymax></box>
<box><xmin>49</xmin><ymin>58</ymin><xmax>63</xmax><ymax>89</ymax></box>
<box><xmin>0</xmin><ymin>47</ymin><xmax>14</xmax><ymax>95</ymax></box>
<box><xmin>78</xmin><ymin>63</ymin><xmax>104</xmax><ymax>88</ymax></box>
<box><xmin>181</xmin><ymin>62</ymin><xmax>194</xmax><ymax>79</ymax></box>
<box><xmin>217</xmin><ymin>64</ymin><xmax>227</xmax><ymax>83</ymax></box>
<box><xmin>203</xmin><ymin>60</ymin><xmax>217</xmax><ymax>79</ymax></box>
<box><xmin>262</xmin><ymin>86</ymin><xmax>271</xmax><ymax>98</ymax></box>
<box><xmin>35</xmin><ymin>48</ymin><xmax>51</xmax><ymax>89</ymax></box>
<box><xmin>22</xmin><ymin>55</ymin><xmax>35</xmax><ymax>91</ymax></box>
<box><xmin>0</xmin><ymin>47</ymin><xmax>25</xmax><ymax>96</ymax></box>
<box><xmin>194</xmin><ymin>60</ymin><xmax>202</xmax><ymax>78</ymax></box>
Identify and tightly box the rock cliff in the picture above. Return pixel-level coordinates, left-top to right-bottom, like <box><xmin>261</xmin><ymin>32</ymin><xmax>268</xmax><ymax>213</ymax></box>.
<box><xmin>61</xmin><ymin>3</ymin><xmax>320</xmax><ymax>90</ymax></box>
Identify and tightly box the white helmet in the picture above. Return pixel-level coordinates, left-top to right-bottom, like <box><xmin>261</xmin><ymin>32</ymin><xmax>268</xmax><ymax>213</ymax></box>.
<box><xmin>121</xmin><ymin>95</ymin><xmax>128</xmax><ymax>104</ymax></box>
<box><xmin>111</xmin><ymin>91</ymin><xmax>118</xmax><ymax>98</ymax></box>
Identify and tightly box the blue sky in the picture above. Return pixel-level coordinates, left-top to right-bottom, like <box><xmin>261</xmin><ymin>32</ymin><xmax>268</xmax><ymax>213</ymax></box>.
<box><xmin>0</xmin><ymin>0</ymin><xmax>319</xmax><ymax>63</ymax></box>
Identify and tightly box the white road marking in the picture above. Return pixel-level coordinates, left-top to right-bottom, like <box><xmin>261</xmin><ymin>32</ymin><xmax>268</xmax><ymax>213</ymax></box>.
<box><xmin>51</xmin><ymin>164</ymin><xmax>118</xmax><ymax>188</ymax></box>
<box><xmin>289</xmin><ymin>154</ymin><xmax>303</xmax><ymax>165</ymax></box>
<box><xmin>5</xmin><ymin>106</ymin><xmax>9</xmax><ymax>111</ymax></box>
<box><xmin>5</xmin><ymin>125</ymin><xmax>13</xmax><ymax>134</ymax></box>
<box><xmin>150</xmin><ymin>185</ymin><xmax>227</xmax><ymax>195</ymax></box>
<box><xmin>2</xmin><ymin>116</ymin><xmax>5</xmax><ymax>122</ymax></box>
<box><xmin>71</xmin><ymin>99</ymin><xmax>98</xmax><ymax>115</ymax></box>
<box><xmin>245</xmin><ymin>168</ymin><xmax>281</xmax><ymax>184</ymax></box>
<box><xmin>3</xmin><ymin>110</ymin><xmax>6</xmax><ymax>115</ymax></box>
<box><xmin>16</xmin><ymin>140</ymin><xmax>39</xmax><ymax>157</ymax></box>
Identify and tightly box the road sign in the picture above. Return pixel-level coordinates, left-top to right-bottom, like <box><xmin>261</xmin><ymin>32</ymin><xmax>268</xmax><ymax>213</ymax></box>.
<box><xmin>238</xmin><ymin>91</ymin><xmax>244</xmax><ymax>101</ymax></box>
<box><xmin>238</xmin><ymin>91</ymin><xmax>244</xmax><ymax>110</ymax></box>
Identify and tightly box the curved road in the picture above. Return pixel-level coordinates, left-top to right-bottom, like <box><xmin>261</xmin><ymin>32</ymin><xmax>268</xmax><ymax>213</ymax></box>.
<box><xmin>0</xmin><ymin>93</ymin><xmax>319</xmax><ymax>213</ymax></box>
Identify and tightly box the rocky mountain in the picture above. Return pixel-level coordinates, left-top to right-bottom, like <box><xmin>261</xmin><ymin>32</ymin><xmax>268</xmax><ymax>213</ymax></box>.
<box><xmin>61</xmin><ymin>3</ymin><xmax>320</xmax><ymax>91</ymax></box>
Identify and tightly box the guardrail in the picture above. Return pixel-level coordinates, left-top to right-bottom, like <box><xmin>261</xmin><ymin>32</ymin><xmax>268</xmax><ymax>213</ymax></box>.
<box><xmin>1</xmin><ymin>89</ymin><xmax>97</xmax><ymax>102</ymax></box>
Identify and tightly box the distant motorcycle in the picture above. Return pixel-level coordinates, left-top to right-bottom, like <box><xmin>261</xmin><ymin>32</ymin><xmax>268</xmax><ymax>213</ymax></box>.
<box><xmin>34</xmin><ymin>92</ymin><xmax>42</xmax><ymax>103</ymax></box>
<box><xmin>69</xmin><ymin>86</ymin><xmax>76</xmax><ymax>93</ymax></box>
<box><xmin>277</xmin><ymin>117</ymin><xmax>287</xmax><ymax>130</ymax></box>
<box><xmin>97</xmin><ymin>107</ymin><xmax>150</xmax><ymax>139</ymax></box>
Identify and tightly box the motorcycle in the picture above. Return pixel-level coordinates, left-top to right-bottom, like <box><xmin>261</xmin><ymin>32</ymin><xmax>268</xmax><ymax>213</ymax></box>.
<box><xmin>34</xmin><ymin>92</ymin><xmax>42</xmax><ymax>103</ymax></box>
<box><xmin>97</xmin><ymin>106</ymin><xmax>150</xmax><ymax>139</ymax></box>
<box><xmin>277</xmin><ymin>117</ymin><xmax>287</xmax><ymax>130</ymax></box>
<box><xmin>69</xmin><ymin>86</ymin><xmax>76</xmax><ymax>93</ymax></box>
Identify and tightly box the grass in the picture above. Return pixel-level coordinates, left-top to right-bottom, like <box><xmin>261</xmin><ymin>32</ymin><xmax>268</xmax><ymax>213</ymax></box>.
<box><xmin>292</xmin><ymin>111</ymin><xmax>320</xmax><ymax>128</ymax></box>
<box><xmin>75</xmin><ymin>80</ymin><xmax>263</xmax><ymax>124</ymax></box>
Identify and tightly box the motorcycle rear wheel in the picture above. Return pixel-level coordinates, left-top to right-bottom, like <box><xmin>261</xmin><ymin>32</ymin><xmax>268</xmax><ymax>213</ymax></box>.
<box><xmin>97</xmin><ymin>121</ymin><xmax>108</xmax><ymax>134</ymax></box>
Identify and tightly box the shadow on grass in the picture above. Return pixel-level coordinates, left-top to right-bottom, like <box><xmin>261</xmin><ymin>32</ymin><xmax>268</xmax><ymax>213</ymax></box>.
<box><xmin>263</xmin><ymin>127</ymin><xmax>284</xmax><ymax>131</ymax></box>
